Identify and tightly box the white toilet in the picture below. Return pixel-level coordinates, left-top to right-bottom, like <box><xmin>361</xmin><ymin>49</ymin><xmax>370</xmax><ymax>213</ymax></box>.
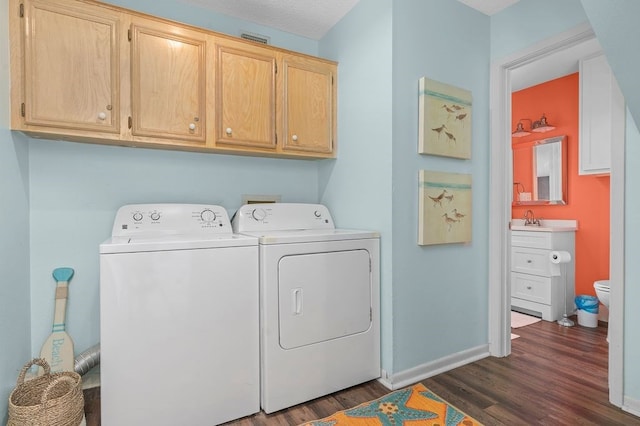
<box><xmin>593</xmin><ymin>279</ymin><xmax>611</xmax><ymax>312</ymax></box>
<box><xmin>594</xmin><ymin>279</ymin><xmax>610</xmax><ymax>341</ymax></box>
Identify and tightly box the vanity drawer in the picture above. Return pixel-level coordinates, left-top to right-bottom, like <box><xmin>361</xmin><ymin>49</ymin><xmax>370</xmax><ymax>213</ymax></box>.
<box><xmin>511</xmin><ymin>231</ymin><xmax>553</xmax><ymax>249</ymax></box>
<box><xmin>511</xmin><ymin>247</ymin><xmax>551</xmax><ymax>276</ymax></box>
<box><xmin>511</xmin><ymin>272</ymin><xmax>551</xmax><ymax>305</ymax></box>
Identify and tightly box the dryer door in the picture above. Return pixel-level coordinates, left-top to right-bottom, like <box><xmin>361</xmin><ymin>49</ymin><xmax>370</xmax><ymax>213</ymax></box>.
<box><xmin>278</xmin><ymin>249</ymin><xmax>371</xmax><ymax>349</ymax></box>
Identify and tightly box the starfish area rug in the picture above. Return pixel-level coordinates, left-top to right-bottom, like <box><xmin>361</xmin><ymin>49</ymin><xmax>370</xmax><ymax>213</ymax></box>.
<box><xmin>299</xmin><ymin>383</ymin><xmax>482</xmax><ymax>426</ymax></box>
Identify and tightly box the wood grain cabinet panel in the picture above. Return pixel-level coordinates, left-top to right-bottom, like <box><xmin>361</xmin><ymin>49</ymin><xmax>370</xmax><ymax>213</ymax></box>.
<box><xmin>21</xmin><ymin>0</ymin><xmax>120</xmax><ymax>133</ymax></box>
<box><xmin>130</xmin><ymin>19</ymin><xmax>206</xmax><ymax>143</ymax></box>
<box><xmin>214</xmin><ymin>39</ymin><xmax>276</xmax><ymax>150</ymax></box>
<box><xmin>11</xmin><ymin>0</ymin><xmax>338</xmax><ymax>159</ymax></box>
<box><xmin>282</xmin><ymin>56</ymin><xmax>336</xmax><ymax>156</ymax></box>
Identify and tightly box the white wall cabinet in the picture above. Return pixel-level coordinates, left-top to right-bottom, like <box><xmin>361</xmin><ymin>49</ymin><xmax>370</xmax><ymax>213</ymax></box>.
<box><xmin>510</xmin><ymin>230</ymin><xmax>575</xmax><ymax>321</ymax></box>
<box><xmin>578</xmin><ymin>52</ymin><xmax>625</xmax><ymax>175</ymax></box>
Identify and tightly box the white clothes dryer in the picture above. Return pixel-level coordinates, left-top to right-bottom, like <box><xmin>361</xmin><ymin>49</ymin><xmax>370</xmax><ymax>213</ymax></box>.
<box><xmin>100</xmin><ymin>204</ymin><xmax>259</xmax><ymax>426</ymax></box>
<box><xmin>232</xmin><ymin>203</ymin><xmax>380</xmax><ymax>414</ymax></box>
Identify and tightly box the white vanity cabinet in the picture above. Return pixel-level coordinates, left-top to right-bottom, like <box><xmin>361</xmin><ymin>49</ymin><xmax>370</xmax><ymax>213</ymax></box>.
<box><xmin>578</xmin><ymin>52</ymin><xmax>625</xmax><ymax>175</ymax></box>
<box><xmin>510</xmin><ymin>229</ymin><xmax>575</xmax><ymax>321</ymax></box>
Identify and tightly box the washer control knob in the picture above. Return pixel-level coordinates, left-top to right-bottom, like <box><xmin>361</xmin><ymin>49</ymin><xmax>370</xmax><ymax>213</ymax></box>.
<box><xmin>251</xmin><ymin>208</ymin><xmax>267</xmax><ymax>221</ymax></box>
<box><xmin>150</xmin><ymin>212</ymin><xmax>161</xmax><ymax>221</ymax></box>
<box><xmin>314</xmin><ymin>210</ymin><xmax>322</xmax><ymax>218</ymax></box>
<box><xmin>200</xmin><ymin>209</ymin><xmax>216</xmax><ymax>223</ymax></box>
<box><xmin>132</xmin><ymin>212</ymin><xmax>143</xmax><ymax>222</ymax></box>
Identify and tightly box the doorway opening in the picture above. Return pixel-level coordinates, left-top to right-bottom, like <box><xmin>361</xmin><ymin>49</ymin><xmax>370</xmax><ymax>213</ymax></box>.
<box><xmin>488</xmin><ymin>22</ymin><xmax>625</xmax><ymax>406</ymax></box>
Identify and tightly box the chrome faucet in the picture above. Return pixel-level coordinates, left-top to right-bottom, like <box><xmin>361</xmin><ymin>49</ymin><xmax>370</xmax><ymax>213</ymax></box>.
<box><xmin>523</xmin><ymin>209</ymin><xmax>541</xmax><ymax>226</ymax></box>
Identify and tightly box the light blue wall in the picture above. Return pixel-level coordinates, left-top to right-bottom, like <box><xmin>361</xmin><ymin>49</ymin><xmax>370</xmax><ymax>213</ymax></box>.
<box><xmin>7</xmin><ymin>0</ymin><xmax>640</xmax><ymax>414</ymax></box>
<box><xmin>319</xmin><ymin>0</ymin><xmax>491</xmax><ymax>377</ymax></box>
<box><xmin>28</xmin><ymin>141</ymin><xmax>319</xmax><ymax>355</ymax></box>
<box><xmin>391</xmin><ymin>1</ymin><xmax>490</xmax><ymax>372</ymax></box>
<box><xmin>21</xmin><ymin>1</ymin><xmax>323</xmax><ymax>359</ymax></box>
<box><xmin>490</xmin><ymin>0</ymin><xmax>588</xmax><ymax>61</ymax></box>
<box><xmin>581</xmin><ymin>0</ymin><xmax>640</xmax><ymax>128</ymax></box>
<box><xmin>318</xmin><ymin>0</ymin><xmax>394</xmax><ymax>373</ymax></box>
<box><xmin>0</xmin><ymin>0</ymin><xmax>31</xmax><ymax>421</ymax></box>
<box><xmin>102</xmin><ymin>0</ymin><xmax>318</xmax><ymax>56</ymax></box>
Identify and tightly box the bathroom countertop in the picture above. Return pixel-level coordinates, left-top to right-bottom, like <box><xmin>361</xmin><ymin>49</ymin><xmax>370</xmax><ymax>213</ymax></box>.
<box><xmin>510</xmin><ymin>219</ymin><xmax>578</xmax><ymax>232</ymax></box>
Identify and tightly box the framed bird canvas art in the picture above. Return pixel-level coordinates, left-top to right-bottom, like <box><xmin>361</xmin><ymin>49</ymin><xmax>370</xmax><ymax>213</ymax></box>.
<box><xmin>418</xmin><ymin>170</ymin><xmax>472</xmax><ymax>245</ymax></box>
<box><xmin>418</xmin><ymin>77</ymin><xmax>472</xmax><ymax>159</ymax></box>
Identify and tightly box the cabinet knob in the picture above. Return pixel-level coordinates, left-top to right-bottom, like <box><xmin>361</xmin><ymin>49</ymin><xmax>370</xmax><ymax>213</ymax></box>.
<box><xmin>526</xmin><ymin>259</ymin><xmax>532</xmax><ymax>263</ymax></box>
<box><xmin>292</xmin><ymin>134</ymin><xmax>298</xmax><ymax>142</ymax></box>
<box><xmin>226</xmin><ymin>127</ymin><xmax>232</xmax><ymax>135</ymax></box>
<box><xmin>526</xmin><ymin>286</ymin><xmax>532</xmax><ymax>290</ymax></box>
<box><xmin>98</xmin><ymin>112</ymin><xmax>107</xmax><ymax>121</ymax></box>
<box><xmin>189</xmin><ymin>123</ymin><xmax>196</xmax><ymax>130</ymax></box>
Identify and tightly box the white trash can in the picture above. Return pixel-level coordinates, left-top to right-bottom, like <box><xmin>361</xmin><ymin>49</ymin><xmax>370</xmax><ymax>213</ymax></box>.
<box><xmin>577</xmin><ymin>309</ymin><xmax>598</xmax><ymax>328</ymax></box>
<box><xmin>575</xmin><ymin>295</ymin><xmax>599</xmax><ymax>328</ymax></box>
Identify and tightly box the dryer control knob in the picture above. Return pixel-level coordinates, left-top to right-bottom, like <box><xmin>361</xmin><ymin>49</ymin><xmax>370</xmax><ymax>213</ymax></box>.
<box><xmin>200</xmin><ymin>209</ymin><xmax>216</xmax><ymax>223</ymax></box>
<box><xmin>150</xmin><ymin>212</ymin><xmax>161</xmax><ymax>221</ymax></box>
<box><xmin>251</xmin><ymin>208</ymin><xmax>267</xmax><ymax>221</ymax></box>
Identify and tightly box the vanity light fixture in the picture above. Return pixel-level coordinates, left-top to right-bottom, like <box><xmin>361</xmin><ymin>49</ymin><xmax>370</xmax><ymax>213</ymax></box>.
<box><xmin>531</xmin><ymin>113</ymin><xmax>555</xmax><ymax>133</ymax></box>
<box><xmin>512</xmin><ymin>114</ymin><xmax>556</xmax><ymax>138</ymax></box>
<box><xmin>512</xmin><ymin>120</ymin><xmax>531</xmax><ymax>137</ymax></box>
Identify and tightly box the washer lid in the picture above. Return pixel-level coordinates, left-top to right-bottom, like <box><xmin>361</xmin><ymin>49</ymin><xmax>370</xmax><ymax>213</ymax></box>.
<box><xmin>240</xmin><ymin>228</ymin><xmax>379</xmax><ymax>245</ymax></box>
<box><xmin>100</xmin><ymin>233</ymin><xmax>257</xmax><ymax>254</ymax></box>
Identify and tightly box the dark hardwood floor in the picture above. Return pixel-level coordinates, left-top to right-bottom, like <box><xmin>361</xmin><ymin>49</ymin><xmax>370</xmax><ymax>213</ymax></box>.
<box><xmin>84</xmin><ymin>316</ymin><xmax>640</xmax><ymax>425</ymax></box>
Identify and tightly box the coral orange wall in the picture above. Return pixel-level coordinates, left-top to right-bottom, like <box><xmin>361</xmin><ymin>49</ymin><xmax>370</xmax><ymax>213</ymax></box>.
<box><xmin>512</xmin><ymin>73</ymin><xmax>610</xmax><ymax>298</ymax></box>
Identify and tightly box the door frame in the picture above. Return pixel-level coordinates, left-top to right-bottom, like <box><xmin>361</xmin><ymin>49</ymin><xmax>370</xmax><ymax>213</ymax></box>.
<box><xmin>488</xmin><ymin>22</ymin><xmax>624</xmax><ymax>406</ymax></box>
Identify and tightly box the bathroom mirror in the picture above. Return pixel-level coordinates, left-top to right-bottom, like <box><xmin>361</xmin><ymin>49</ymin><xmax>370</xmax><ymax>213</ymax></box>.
<box><xmin>512</xmin><ymin>135</ymin><xmax>567</xmax><ymax>205</ymax></box>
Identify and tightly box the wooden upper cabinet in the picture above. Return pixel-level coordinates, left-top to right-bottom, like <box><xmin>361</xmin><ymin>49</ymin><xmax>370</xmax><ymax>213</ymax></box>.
<box><xmin>11</xmin><ymin>0</ymin><xmax>338</xmax><ymax>158</ymax></box>
<box><xmin>215</xmin><ymin>38</ymin><xmax>276</xmax><ymax>150</ymax></box>
<box><xmin>282</xmin><ymin>55</ymin><xmax>336</xmax><ymax>156</ymax></box>
<box><xmin>21</xmin><ymin>0</ymin><xmax>120</xmax><ymax>133</ymax></box>
<box><xmin>130</xmin><ymin>18</ymin><xmax>206</xmax><ymax>143</ymax></box>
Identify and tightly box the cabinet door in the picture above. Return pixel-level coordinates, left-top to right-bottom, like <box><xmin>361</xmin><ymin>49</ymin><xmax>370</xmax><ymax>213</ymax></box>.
<box><xmin>130</xmin><ymin>19</ymin><xmax>206</xmax><ymax>143</ymax></box>
<box><xmin>282</xmin><ymin>56</ymin><xmax>336</xmax><ymax>156</ymax></box>
<box><xmin>22</xmin><ymin>0</ymin><xmax>120</xmax><ymax>132</ymax></box>
<box><xmin>579</xmin><ymin>53</ymin><xmax>625</xmax><ymax>175</ymax></box>
<box><xmin>215</xmin><ymin>39</ymin><xmax>276</xmax><ymax>150</ymax></box>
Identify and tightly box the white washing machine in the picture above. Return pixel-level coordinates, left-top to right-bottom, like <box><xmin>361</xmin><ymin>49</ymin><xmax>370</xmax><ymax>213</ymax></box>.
<box><xmin>232</xmin><ymin>203</ymin><xmax>380</xmax><ymax>413</ymax></box>
<box><xmin>100</xmin><ymin>204</ymin><xmax>259</xmax><ymax>426</ymax></box>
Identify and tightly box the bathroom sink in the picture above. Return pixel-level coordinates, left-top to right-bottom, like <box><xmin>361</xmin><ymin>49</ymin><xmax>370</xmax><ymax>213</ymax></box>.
<box><xmin>510</xmin><ymin>219</ymin><xmax>578</xmax><ymax>232</ymax></box>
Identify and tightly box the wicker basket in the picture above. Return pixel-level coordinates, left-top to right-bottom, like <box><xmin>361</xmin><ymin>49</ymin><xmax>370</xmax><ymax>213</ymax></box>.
<box><xmin>7</xmin><ymin>358</ymin><xmax>84</xmax><ymax>426</ymax></box>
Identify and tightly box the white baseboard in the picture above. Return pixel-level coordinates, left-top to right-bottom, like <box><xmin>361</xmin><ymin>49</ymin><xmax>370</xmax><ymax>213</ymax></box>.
<box><xmin>623</xmin><ymin>395</ymin><xmax>640</xmax><ymax>418</ymax></box>
<box><xmin>376</xmin><ymin>344</ymin><xmax>490</xmax><ymax>390</ymax></box>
